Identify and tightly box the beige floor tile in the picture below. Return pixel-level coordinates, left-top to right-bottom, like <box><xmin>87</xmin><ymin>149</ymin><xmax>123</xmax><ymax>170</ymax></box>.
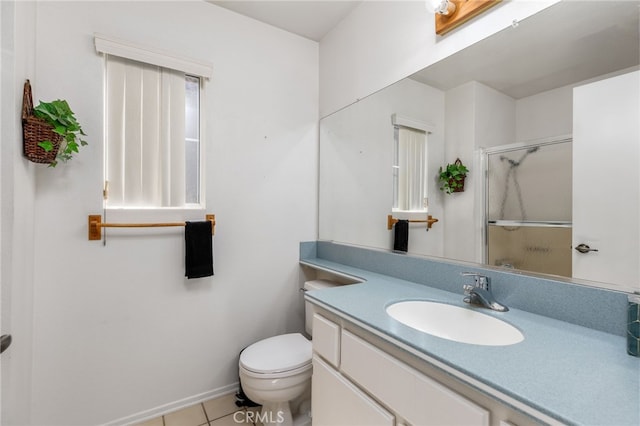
<box><xmin>209</xmin><ymin>412</ymin><xmax>250</xmax><ymax>426</ymax></box>
<box><xmin>132</xmin><ymin>417</ymin><xmax>164</xmax><ymax>426</ymax></box>
<box><xmin>202</xmin><ymin>393</ymin><xmax>240</xmax><ymax>421</ymax></box>
<box><xmin>164</xmin><ymin>404</ymin><xmax>208</xmax><ymax>426</ymax></box>
<box><xmin>246</xmin><ymin>407</ymin><xmax>263</xmax><ymax>426</ymax></box>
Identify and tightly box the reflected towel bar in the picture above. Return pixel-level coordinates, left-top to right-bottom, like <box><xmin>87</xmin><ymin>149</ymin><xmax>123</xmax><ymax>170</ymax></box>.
<box><xmin>387</xmin><ymin>214</ymin><xmax>439</xmax><ymax>231</ymax></box>
<box><xmin>88</xmin><ymin>214</ymin><xmax>215</xmax><ymax>241</ymax></box>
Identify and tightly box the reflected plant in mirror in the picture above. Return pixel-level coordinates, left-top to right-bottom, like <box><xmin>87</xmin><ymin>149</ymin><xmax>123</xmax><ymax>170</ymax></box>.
<box><xmin>438</xmin><ymin>159</ymin><xmax>468</xmax><ymax>194</ymax></box>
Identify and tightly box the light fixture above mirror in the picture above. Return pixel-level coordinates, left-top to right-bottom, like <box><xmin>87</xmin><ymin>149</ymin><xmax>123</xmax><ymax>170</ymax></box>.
<box><xmin>428</xmin><ymin>0</ymin><xmax>502</xmax><ymax>35</ymax></box>
<box><xmin>429</xmin><ymin>0</ymin><xmax>456</xmax><ymax>16</ymax></box>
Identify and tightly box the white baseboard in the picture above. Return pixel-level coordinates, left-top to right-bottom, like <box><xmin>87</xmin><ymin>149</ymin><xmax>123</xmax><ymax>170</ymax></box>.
<box><xmin>102</xmin><ymin>382</ymin><xmax>239</xmax><ymax>426</ymax></box>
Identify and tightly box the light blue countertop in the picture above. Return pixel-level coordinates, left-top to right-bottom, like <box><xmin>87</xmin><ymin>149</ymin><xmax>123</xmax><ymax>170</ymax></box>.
<box><xmin>301</xmin><ymin>257</ymin><xmax>640</xmax><ymax>426</ymax></box>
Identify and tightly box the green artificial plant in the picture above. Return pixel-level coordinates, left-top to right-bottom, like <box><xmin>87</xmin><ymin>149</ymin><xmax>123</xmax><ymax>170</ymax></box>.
<box><xmin>438</xmin><ymin>159</ymin><xmax>469</xmax><ymax>194</ymax></box>
<box><xmin>33</xmin><ymin>99</ymin><xmax>87</xmax><ymax>167</ymax></box>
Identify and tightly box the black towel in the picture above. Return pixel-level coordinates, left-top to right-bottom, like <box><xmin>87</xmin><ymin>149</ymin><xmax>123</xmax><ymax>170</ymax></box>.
<box><xmin>393</xmin><ymin>220</ymin><xmax>409</xmax><ymax>252</ymax></box>
<box><xmin>185</xmin><ymin>221</ymin><xmax>214</xmax><ymax>279</ymax></box>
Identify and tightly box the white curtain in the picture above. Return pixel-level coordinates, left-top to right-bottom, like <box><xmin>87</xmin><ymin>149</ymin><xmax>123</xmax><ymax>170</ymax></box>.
<box><xmin>106</xmin><ymin>55</ymin><xmax>185</xmax><ymax>207</ymax></box>
<box><xmin>397</xmin><ymin>127</ymin><xmax>427</xmax><ymax>211</ymax></box>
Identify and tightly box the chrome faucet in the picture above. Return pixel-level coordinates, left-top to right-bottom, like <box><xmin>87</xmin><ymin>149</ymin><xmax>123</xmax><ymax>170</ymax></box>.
<box><xmin>461</xmin><ymin>272</ymin><xmax>509</xmax><ymax>312</ymax></box>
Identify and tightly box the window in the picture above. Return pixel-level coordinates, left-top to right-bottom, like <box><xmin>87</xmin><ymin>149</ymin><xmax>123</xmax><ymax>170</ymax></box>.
<box><xmin>95</xmin><ymin>34</ymin><xmax>212</xmax><ymax>210</ymax></box>
<box><xmin>185</xmin><ymin>76</ymin><xmax>201</xmax><ymax>205</ymax></box>
<box><xmin>391</xmin><ymin>114</ymin><xmax>432</xmax><ymax>212</ymax></box>
<box><xmin>104</xmin><ymin>55</ymin><xmax>200</xmax><ymax>207</ymax></box>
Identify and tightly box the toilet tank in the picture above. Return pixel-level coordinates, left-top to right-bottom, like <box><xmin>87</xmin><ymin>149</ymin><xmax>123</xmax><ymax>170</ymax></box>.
<box><xmin>304</xmin><ymin>279</ymin><xmax>339</xmax><ymax>336</ymax></box>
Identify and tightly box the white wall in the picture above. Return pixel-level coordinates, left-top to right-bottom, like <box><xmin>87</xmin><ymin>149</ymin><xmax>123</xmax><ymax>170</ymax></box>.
<box><xmin>443</xmin><ymin>82</ymin><xmax>515</xmax><ymax>262</ymax></box>
<box><xmin>1</xmin><ymin>2</ymin><xmax>38</xmax><ymax>425</ymax></box>
<box><xmin>319</xmin><ymin>78</ymin><xmax>445</xmax><ymax>256</ymax></box>
<box><xmin>26</xmin><ymin>2</ymin><xmax>318</xmax><ymax>425</ymax></box>
<box><xmin>319</xmin><ymin>0</ymin><xmax>559</xmax><ymax>118</ymax></box>
<box><xmin>442</xmin><ymin>83</ymin><xmax>476</xmax><ymax>261</ymax></box>
<box><xmin>516</xmin><ymin>85</ymin><xmax>573</xmax><ymax>142</ymax></box>
<box><xmin>514</xmin><ymin>67</ymin><xmax>639</xmax><ymax>143</ymax></box>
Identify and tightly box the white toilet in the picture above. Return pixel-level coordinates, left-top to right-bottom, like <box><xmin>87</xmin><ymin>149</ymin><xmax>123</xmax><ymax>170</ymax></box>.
<box><xmin>238</xmin><ymin>279</ymin><xmax>338</xmax><ymax>426</ymax></box>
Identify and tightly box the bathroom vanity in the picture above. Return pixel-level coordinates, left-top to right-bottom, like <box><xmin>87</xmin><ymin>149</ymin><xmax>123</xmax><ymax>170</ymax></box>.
<box><xmin>300</xmin><ymin>242</ymin><xmax>640</xmax><ymax>426</ymax></box>
<box><xmin>310</xmin><ymin>310</ymin><xmax>539</xmax><ymax>426</ymax></box>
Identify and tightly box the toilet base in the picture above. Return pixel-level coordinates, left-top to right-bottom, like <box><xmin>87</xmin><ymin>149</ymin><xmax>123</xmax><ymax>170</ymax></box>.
<box><xmin>257</xmin><ymin>390</ymin><xmax>311</xmax><ymax>426</ymax></box>
<box><xmin>257</xmin><ymin>403</ymin><xmax>311</xmax><ymax>426</ymax></box>
<box><xmin>292</xmin><ymin>400</ymin><xmax>312</xmax><ymax>426</ymax></box>
<box><xmin>259</xmin><ymin>401</ymin><xmax>291</xmax><ymax>426</ymax></box>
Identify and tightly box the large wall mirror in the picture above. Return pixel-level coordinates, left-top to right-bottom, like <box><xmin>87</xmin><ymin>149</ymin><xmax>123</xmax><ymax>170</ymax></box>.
<box><xmin>319</xmin><ymin>1</ymin><xmax>640</xmax><ymax>293</ymax></box>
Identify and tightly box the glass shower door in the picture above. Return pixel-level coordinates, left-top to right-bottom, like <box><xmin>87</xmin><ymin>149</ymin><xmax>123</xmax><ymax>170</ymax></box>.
<box><xmin>486</xmin><ymin>139</ymin><xmax>572</xmax><ymax>277</ymax></box>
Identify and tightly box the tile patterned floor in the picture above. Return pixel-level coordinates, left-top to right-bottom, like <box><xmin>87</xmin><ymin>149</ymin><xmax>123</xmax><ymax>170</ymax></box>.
<box><xmin>134</xmin><ymin>393</ymin><xmax>262</xmax><ymax>426</ymax></box>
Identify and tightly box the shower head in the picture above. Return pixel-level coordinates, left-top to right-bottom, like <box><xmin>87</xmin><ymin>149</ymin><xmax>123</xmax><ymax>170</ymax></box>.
<box><xmin>500</xmin><ymin>155</ymin><xmax>518</xmax><ymax>166</ymax></box>
<box><xmin>500</xmin><ymin>146</ymin><xmax>538</xmax><ymax>168</ymax></box>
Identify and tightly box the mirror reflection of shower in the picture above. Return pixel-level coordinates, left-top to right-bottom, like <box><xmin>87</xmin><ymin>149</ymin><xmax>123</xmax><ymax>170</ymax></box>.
<box><xmin>485</xmin><ymin>138</ymin><xmax>572</xmax><ymax>277</ymax></box>
<box><xmin>498</xmin><ymin>146</ymin><xmax>540</xmax><ymax>226</ymax></box>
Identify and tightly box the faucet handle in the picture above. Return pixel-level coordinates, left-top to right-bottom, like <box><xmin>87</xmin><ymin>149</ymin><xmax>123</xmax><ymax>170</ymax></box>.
<box><xmin>461</xmin><ymin>272</ymin><xmax>490</xmax><ymax>291</ymax></box>
<box><xmin>463</xmin><ymin>284</ymin><xmax>475</xmax><ymax>295</ymax></box>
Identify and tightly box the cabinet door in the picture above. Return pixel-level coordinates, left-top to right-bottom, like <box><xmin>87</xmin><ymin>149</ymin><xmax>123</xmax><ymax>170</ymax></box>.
<box><xmin>312</xmin><ymin>313</ymin><xmax>341</xmax><ymax>367</ymax></box>
<box><xmin>312</xmin><ymin>355</ymin><xmax>394</xmax><ymax>426</ymax></box>
<box><xmin>412</xmin><ymin>369</ymin><xmax>489</xmax><ymax>426</ymax></box>
<box><xmin>341</xmin><ymin>330</ymin><xmax>489</xmax><ymax>426</ymax></box>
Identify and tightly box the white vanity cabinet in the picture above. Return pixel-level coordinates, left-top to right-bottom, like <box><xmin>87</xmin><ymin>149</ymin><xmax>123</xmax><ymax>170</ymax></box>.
<box><xmin>311</xmin><ymin>312</ymin><xmax>534</xmax><ymax>426</ymax></box>
<box><xmin>341</xmin><ymin>330</ymin><xmax>489</xmax><ymax>426</ymax></box>
<box><xmin>312</xmin><ymin>355</ymin><xmax>395</xmax><ymax>426</ymax></box>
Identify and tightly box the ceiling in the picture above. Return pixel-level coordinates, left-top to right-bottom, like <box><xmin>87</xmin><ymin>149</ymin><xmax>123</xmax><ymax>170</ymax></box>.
<box><xmin>208</xmin><ymin>1</ymin><xmax>362</xmax><ymax>41</ymax></box>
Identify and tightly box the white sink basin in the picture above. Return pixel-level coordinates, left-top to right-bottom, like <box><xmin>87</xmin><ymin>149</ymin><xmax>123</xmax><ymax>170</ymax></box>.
<box><xmin>386</xmin><ymin>301</ymin><xmax>524</xmax><ymax>346</ymax></box>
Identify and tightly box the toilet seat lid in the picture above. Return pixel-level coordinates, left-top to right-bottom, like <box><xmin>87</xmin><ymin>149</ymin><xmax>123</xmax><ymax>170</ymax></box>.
<box><xmin>240</xmin><ymin>333</ymin><xmax>312</xmax><ymax>374</ymax></box>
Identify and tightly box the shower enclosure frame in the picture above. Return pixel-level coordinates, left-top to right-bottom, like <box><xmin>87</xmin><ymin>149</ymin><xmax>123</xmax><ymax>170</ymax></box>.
<box><xmin>480</xmin><ymin>134</ymin><xmax>573</xmax><ymax>270</ymax></box>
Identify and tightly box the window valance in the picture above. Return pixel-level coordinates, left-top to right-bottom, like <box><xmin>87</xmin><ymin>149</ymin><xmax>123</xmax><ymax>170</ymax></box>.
<box><xmin>94</xmin><ymin>33</ymin><xmax>213</xmax><ymax>79</ymax></box>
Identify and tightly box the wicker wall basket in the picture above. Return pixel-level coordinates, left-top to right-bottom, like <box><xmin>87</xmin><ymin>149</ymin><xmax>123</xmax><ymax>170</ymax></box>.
<box><xmin>451</xmin><ymin>157</ymin><xmax>466</xmax><ymax>192</ymax></box>
<box><xmin>450</xmin><ymin>175</ymin><xmax>466</xmax><ymax>193</ymax></box>
<box><xmin>22</xmin><ymin>80</ymin><xmax>61</xmax><ymax>164</ymax></box>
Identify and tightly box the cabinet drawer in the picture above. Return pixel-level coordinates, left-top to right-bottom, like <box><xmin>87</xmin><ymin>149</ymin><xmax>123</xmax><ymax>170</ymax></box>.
<box><xmin>312</xmin><ymin>314</ymin><xmax>340</xmax><ymax>367</ymax></box>
<box><xmin>341</xmin><ymin>330</ymin><xmax>489</xmax><ymax>426</ymax></box>
<box><xmin>312</xmin><ymin>355</ymin><xmax>394</xmax><ymax>426</ymax></box>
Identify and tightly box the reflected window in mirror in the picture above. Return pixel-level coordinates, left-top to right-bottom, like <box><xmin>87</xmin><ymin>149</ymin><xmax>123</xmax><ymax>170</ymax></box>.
<box><xmin>392</xmin><ymin>115</ymin><xmax>433</xmax><ymax>213</ymax></box>
<box><xmin>393</xmin><ymin>127</ymin><xmax>428</xmax><ymax>212</ymax></box>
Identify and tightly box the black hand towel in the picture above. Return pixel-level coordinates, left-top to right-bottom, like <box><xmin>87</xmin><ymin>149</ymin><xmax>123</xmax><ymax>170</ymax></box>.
<box><xmin>185</xmin><ymin>221</ymin><xmax>214</xmax><ymax>279</ymax></box>
<box><xmin>393</xmin><ymin>219</ymin><xmax>409</xmax><ymax>252</ymax></box>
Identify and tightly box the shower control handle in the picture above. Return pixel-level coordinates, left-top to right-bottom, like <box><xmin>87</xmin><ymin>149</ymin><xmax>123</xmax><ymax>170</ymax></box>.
<box><xmin>575</xmin><ymin>243</ymin><xmax>599</xmax><ymax>254</ymax></box>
